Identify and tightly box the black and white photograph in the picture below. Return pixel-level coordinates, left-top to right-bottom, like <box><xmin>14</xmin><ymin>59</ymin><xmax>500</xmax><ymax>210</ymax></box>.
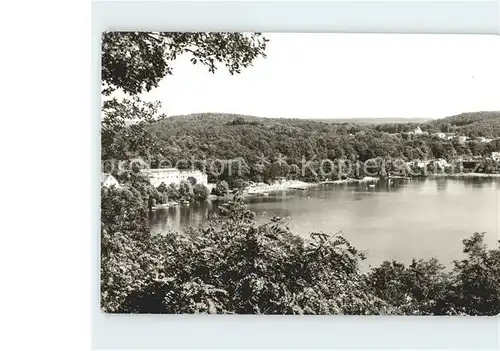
<box><xmin>100</xmin><ymin>32</ymin><xmax>500</xmax><ymax>315</ymax></box>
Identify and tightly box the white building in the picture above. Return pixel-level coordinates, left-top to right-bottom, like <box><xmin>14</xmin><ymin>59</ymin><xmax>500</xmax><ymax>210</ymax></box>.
<box><xmin>458</xmin><ymin>136</ymin><xmax>469</xmax><ymax>143</ymax></box>
<box><xmin>410</xmin><ymin>160</ymin><xmax>431</xmax><ymax>168</ymax></box>
<box><xmin>140</xmin><ymin>168</ymin><xmax>208</xmax><ymax>187</ymax></box>
<box><xmin>101</xmin><ymin>173</ymin><xmax>121</xmax><ymax>188</ymax></box>
<box><xmin>435</xmin><ymin>158</ymin><xmax>449</xmax><ymax>168</ymax></box>
<box><xmin>477</xmin><ymin>137</ymin><xmax>492</xmax><ymax>143</ymax></box>
<box><xmin>492</xmin><ymin>152</ymin><xmax>500</xmax><ymax>162</ymax></box>
<box><xmin>435</xmin><ymin>133</ymin><xmax>446</xmax><ymax>139</ymax></box>
<box><xmin>410</xmin><ymin>126</ymin><xmax>423</xmax><ymax>135</ymax></box>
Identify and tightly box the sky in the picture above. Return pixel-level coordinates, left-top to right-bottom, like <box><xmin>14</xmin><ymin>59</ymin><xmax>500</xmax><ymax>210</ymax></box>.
<box><xmin>138</xmin><ymin>33</ymin><xmax>500</xmax><ymax>120</ymax></box>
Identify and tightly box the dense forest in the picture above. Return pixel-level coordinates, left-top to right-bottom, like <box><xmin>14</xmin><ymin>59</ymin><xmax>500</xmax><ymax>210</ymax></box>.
<box><xmin>104</xmin><ymin>110</ymin><xmax>500</xmax><ymax>186</ymax></box>
<box><xmin>425</xmin><ymin>111</ymin><xmax>500</xmax><ymax>137</ymax></box>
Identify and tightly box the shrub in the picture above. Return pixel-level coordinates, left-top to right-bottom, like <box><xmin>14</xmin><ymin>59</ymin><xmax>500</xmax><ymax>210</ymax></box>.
<box><xmin>101</xmin><ymin>197</ymin><xmax>396</xmax><ymax>314</ymax></box>
<box><xmin>193</xmin><ymin>183</ymin><xmax>209</xmax><ymax>200</ymax></box>
<box><xmin>213</xmin><ymin>180</ymin><xmax>229</xmax><ymax>197</ymax></box>
<box><xmin>101</xmin><ymin>191</ymin><xmax>500</xmax><ymax>315</ymax></box>
<box><xmin>445</xmin><ymin>233</ymin><xmax>500</xmax><ymax>315</ymax></box>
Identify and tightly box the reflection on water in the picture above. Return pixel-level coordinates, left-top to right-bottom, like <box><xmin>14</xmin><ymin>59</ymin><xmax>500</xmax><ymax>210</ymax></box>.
<box><xmin>149</xmin><ymin>177</ymin><xmax>500</xmax><ymax>266</ymax></box>
<box><xmin>435</xmin><ymin>177</ymin><xmax>448</xmax><ymax>192</ymax></box>
<box><xmin>149</xmin><ymin>201</ymin><xmax>217</xmax><ymax>234</ymax></box>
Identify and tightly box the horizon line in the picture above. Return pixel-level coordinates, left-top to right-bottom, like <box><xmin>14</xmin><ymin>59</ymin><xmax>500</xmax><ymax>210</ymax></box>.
<box><xmin>159</xmin><ymin>110</ymin><xmax>500</xmax><ymax>121</ymax></box>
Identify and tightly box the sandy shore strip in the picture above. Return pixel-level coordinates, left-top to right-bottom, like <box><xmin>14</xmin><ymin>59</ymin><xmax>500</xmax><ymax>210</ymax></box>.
<box><xmin>245</xmin><ymin>177</ymin><xmax>380</xmax><ymax>194</ymax></box>
<box><xmin>245</xmin><ymin>180</ymin><xmax>315</xmax><ymax>194</ymax></box>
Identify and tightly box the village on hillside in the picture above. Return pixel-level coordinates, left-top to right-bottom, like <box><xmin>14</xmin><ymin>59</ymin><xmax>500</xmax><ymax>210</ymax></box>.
<box><xmin>396</xmin><ymin>125</ymin><xmax>494</xmax><ymax>143</ymax></box>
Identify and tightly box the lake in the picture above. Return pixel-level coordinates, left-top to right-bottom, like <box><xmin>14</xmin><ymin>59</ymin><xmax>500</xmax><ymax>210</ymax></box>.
<box><xmin>149</xmin><ymin>177</ymin><xmax>500</xmax><ymax>267</ymax></box>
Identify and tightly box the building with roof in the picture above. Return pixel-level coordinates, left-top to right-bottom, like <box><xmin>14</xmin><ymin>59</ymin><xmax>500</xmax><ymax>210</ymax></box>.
<box><xmin>435</xmin><ymin>158</ymin><xmax>449</xmax><ymax>168</ymax></box>
<box><xmin>492</xmin><ymin>152</ymin><xmax>500</xmax><ymax>162</ymax></box>
<box><xmin>409</xmin><ymin>126</ymin><xmax>423</xmax><ymax>135</ymax></box>
<box><xmin>477</xmin><ymin>137</ymin><xmax>492</xmax><ymax>143</ymax></box>
<box><xmin>140</xmin><ymin>168</ymin><xmax>208</xmax><ymax>187</ymax></box>
<box><xmin>101</xmin><ymin>173</ymin><xmax>121</xmax><ymax>188</ymax></box>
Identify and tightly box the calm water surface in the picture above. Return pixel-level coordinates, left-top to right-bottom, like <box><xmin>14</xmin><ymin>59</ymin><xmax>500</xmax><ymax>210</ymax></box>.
<box><xmin>149</xmin><ymin>178</ymin><xmax>500</xmax><ymax>267</ymax></box>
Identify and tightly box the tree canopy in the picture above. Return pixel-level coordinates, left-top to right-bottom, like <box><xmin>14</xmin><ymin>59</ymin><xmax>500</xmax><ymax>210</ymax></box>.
<box><xmin>100</xmin><ymin>31</ymin><xmax>500</xmax><ymax>315</ymax></box>
<box><xmin>125</xmin><ymin>112</ymin><xmax>500</xmax><ymax>183</ymax></box>
<box><xmin>102</xmin><ymin>32</ymin><xmax>269</xmax><ymax>95</ymax></box>
<box><xmin>101</xmin><ymin>32</ymin><xmax>269</xmax><ymax>163</ymax></box>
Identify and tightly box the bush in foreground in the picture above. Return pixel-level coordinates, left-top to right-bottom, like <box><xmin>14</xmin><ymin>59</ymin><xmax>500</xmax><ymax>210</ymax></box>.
<box><xmin>101</xmin><ymin>193</ymin><xmax>500</xmax><ymax>315</ymax></box>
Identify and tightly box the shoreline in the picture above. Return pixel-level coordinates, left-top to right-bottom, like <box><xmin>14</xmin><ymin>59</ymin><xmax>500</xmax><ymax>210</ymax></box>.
<box><xmin>244</xmin><ymin>177</ymin><xmax>380</xmax><ymax>195</ymax></box>
<box><xmin>246</xmin><ymin>180</ymin><xmax>313</xmax><ymax>195</ymax></box>
<box><xmin>414</xmin><ymin>172</ymin><xmax>500</xmax><ymax>179</ymax></box>
<box><xmin>445</xmin><ymin>172</ymin><xmax>500</xmax><ymax>178</ymax></box>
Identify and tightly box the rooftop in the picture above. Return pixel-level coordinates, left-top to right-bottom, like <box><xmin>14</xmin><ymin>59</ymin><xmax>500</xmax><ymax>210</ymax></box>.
<box><xmin>101</xmin><ymin>172</ymin><xmax>112</xmax><ymax>182</ymax></box>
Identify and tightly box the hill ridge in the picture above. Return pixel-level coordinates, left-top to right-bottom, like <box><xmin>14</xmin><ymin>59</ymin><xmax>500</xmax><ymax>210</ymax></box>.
<box><xmin>162</xmin><ymin>111</ymin><xmax>500</xmax><ymax>126</ymax></box>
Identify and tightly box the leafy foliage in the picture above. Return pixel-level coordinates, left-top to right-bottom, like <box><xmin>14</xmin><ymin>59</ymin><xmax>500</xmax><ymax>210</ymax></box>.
<box><xmin>112</xmin><ymin>170</ymin><xmax>163</xmax><ymax>209</ymax></box>
<box><xmin>212</xmin><ymin>180</ymin><xmax>229</xmax><ymax>197</ymax></box>
<box><xmin>101</xmin><ymin>32</ymin><xmax>270</xmax><ymax>172</ymax></box>
<box><xmin>127</xmin><ymin>113</ymin><xmax>500</xmax><ymax>183</ymax></box>
<box><xmin>100</xmin><ymin>32</ymin><xmax>500</xmax><ymax>315</ymax></box>
<box><xmin>178</xmin><ymin>180</ymin><xmax>194</xmax><ymax>201</ymax></box>
<box><xmin>366</xmin><ymin>233</ymin><xmax>500</xmax><ymax>316</ymax></box>
<box><xmin>101</xmin><ymin>96</ymin><xmax>165</xmax><ymax>161</ymax></box>
<box><xmin>102</xmin><ymin>32</ymin><xmax>268</xmax><ymax>95</ymax></box>
<box><xmin>366</xmin><ymin>259</ymin><xmax>452</xmax><ymax>315</ymax></box>
<box><xmin>193</xmin><ymin>183</ymin><xmax>209</xmax><ymax>200</ymax></box>
<box><xmin>102</xmin><ymin>196</ymin><xmax>395</xmax><ymax>314</ymax></box>
<box><xmin>445</xmin><ymin>232</ymin><xmax>500</xmax><ymax>315</ymax></box>
<box><xmin>425</xmin><ymin>111</ymin><xmax>500</xmax><ymax>138</ymax></box>
<box><xmin>101</xmin><ymin>190</ymin><xmax>500</xmax><ymax>315</ymax></box>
